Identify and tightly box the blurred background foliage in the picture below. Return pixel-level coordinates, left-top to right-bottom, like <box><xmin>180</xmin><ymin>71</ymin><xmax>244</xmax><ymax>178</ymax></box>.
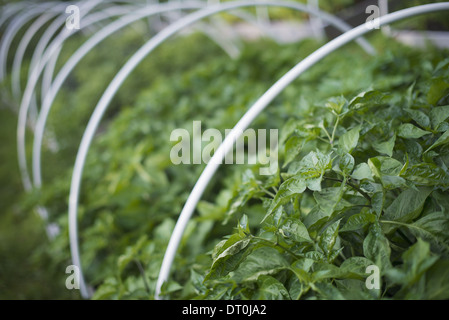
<box><xmin>0</xmin><ymin>0</ymin><xmax>448</xmax><ymax>299</ymax></box>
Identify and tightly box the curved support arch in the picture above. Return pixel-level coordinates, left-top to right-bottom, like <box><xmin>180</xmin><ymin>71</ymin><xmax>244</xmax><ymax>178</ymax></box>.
<box><xmin>0</xmin><ymin>2</ymin><xmax>58</xmax><ymax>81</ymax></box>
<box><xmin>38</xmin><ymin>4</ymin><xmax>145</xmax><ymax>103</ymax></box>
<box><xmin>33</xmin><ymin>0</ymin><xmax>372</xmax><ymax>190</ymax></box>
<box><xmin>155</xmin><ymin>2</ymin><xmax>449</xmax><ymax>299</ymax></box>
<box><xmin>32</xmin><ymin>2</ymin><xmax>207</xmax><ymax>190</ymax></box>
<box><xmin>66</xmin><ymin>0</ymin><xmax>376</xmax><ymax>299</ymax></box>
<box><xmin>11</xmin><ymin>8</ymin><xmax>66</xmax><ymax>99</ymax></box>
<box><xmin>25</xmin><ymin>0</ymin><xmax>104</xmax><ymax>94</ymax></box>
<box><xmin>16</xmin><ymin>3</ymin><xmax>147</xmax><ymax>192</ymax></box>
<box><xmin>0</xmin><ymin>2</ymin><xmax>31</xmax><ymax>32</ymax></box>
<box><xmin>32</xmin><ymin>0</ymin><xmax>334</xmax><ymax>190</ymax></box>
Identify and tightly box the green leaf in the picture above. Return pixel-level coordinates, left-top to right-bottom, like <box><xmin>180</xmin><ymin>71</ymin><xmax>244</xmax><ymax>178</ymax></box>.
<box><xmin>255</xmin><ymin>275</ymin><xmax>291</xmax><ymax>300</ymax></box>
<box><xmin>409</xmin><ymin>211</ymin><xmax>449</xmax><ymax>248</ymax></box>
<box><xmin>373</xmin><ymin>135</ymin><xmax>396</xmax><ymax>157</ymax></box>
<box><xmin>368</xmin><ymin>156</ymin><xmax>403</xmax><ymax>177</ymax></box>
<box><xmin>283</xmin><ymin>136</ymin><xmax>303</xmax><ymax>168</ymax></box>
<box><xmin>288</xmin><ymin>150</ymin><xmax>332</xmax><ymax>180</ymax></box>
<box><xmin>312</xmin><ymin>262</ymin><xmax>342</xmax><ymax>282</ymax></box>
<box><xmin>351</xmin><ymin>163</ymin><xmax>374</xmax><ymax>181</ymax></box>
<box><xmin>425</xmin><ymin>130</ymin><xmax>449</xmax><ymax>153</ymax></box>
<box><xmin>341</xmin><ymin>213</ymin><xmax>376</xmax><ymax>232</ymax></box>
<box><xmin>326</xmin><ymin>96</ymin><xmax>347</xmax><ymax>115</ymax></box>
<box><xmin>430</xmin><ymin>105</ymin><xmax>449</xmax><ymax>129</ymax></box>
<box><xmin>340</xmin><ymin>257</ymin><xmax>374</xmax><ymax>279</ymax></box>
<box><xmin>397</xmin><ymin>123</ymin><xmax>431</xmax><ymax>139</ymax></box>
<box><xmin>363</xmin><ymin>222</ymin><xmax>391</xmax><ymax>272</ymax></box>
<box><xmin>233</xmin><ymin>247</ymin><xmax>289</xmax><ymax>282</ymax></box>
<box><xmin>427</xmin><ymin>77</ymin><xmax>449</xmax><ymax>105</ymax></box>
<box><xmin>424</xmin><ymin>260</ymin><xmax>449</xmax><ymax>299</ymax></box>
<box><xmin>264</xmin><ymin>176</ymin><xmax>306</xmax><ymax>221</ymax></box>
<box><xmin>386</xmin><ymin>239</ymin><xmax>439</xmax><ymax>299</ymax></box>
<box><xmin>318</xmin><ymin>220</ymin><xmax>341</xmax><ymax>259</ymax></box>
<box><xmin>333</xmin><ymin>152</ymin><xmax>354</xmax><ymax>176</ymax></box>
<box><xmin>406</xmin><ymin>109</ymin><xmax>430</xmax><ymax>129</ymax></box>
<box><xmin>348</xmin><ymin>90</ymin><xmax>387</xmax><ymax>110</ymax></box>
<box><xmin>382</xmin><ymin>187</ymin><xmax>433</xmax><ymax>233</ymax></box>
<box><xmin>313</xmin><ymin>187</ymin><xmax>345</xmax><ymax>217</ymax></box>
<box><xmin>313</xmin><ymin>282</ymin><xmax>346</xmax><ymax>300</ymax></box>
<box><xmin>280</xmin><ymin>217</ymin><xmax>312</xmax><ymax>243</ymax></box>
<box><xmin>206</xmin><ymin>234</ymin><xmax>253</xmax><ymax>281</ymax></box>
<box><xmin>339</xmin><ymin>125</ymin><xmax>361</xmax><ymax>153</ymax></box>
<box><xmin>402</xmin><ymin>163</ymin><xmax>449</xmax><ymax>186</ymax></box>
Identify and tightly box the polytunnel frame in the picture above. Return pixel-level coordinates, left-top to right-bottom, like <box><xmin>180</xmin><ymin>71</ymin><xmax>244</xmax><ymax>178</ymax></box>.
<box><xmin>31</xmin><ymin>0</ymin><xmax>373</xmax><ymax>194</ymax></box>
<box><xmin>0</xmin><ymin>1</ymin><xmax>60</xmax><ymax>81</ymax></box>
<box><xmin>155</xmin><ymin>2</ymin><xmax>449</xmax><ymax>299</ymax></box>
<box><xmin>22</xmin><ymin>1</ymin><xmax>129</xmax><ymax>111</ymax></box>
<box><xmin>15</xmin><ymin>0</ymin><xmax>289</xmax><ymax>241</ymax></box>
<box><xmin>10</xmin><ymin>0</ymin><xmax>141</xmax><ymax>102</ymax></box>
<box><xmin>11</xmin><ymin>7</ymin><xmax>66</xmax><ymax>99</ymax></box>
<box><xmin>36</xmin><ymin>1</ymin><xmax>157</xmax><ymax>102</ymax></box>
<box><xmin>18</xmin><ymin>0</ymin><xmax>285</xmax><ymax>194</ymax></box>
<box><xmin>65</xmin><ymin>0</ymin><xmax>377</xmax><ymax>299</ymax></box>
<box><xmin>36</xmin><ymin>4</ymin><xmax>147</xmax><ymax>106</ymax></box>
<box><xmin>16</xmin><ymin>2</ymin><xmax>148</xmax><ymax>192</ymax></box>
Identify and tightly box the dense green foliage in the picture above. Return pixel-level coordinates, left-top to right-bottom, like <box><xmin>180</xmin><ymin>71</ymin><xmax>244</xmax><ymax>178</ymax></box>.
<box><xmin>2</xmin><ymin>1</ymin><xmax>449</xmax><ymax>300</ymax></box>
<box><xmin>26</xmin><ymin>31</ymin><xmax>449</xmax><ymax>300</ymax></box>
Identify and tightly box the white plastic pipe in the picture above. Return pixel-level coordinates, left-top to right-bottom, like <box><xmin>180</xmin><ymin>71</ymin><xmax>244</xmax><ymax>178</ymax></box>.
<box><xmin>17</xmin><ymin>4</ymin><xmax>141</xmax><ymax>191</ymax></box>
<box><xmin>155</xmin><ymin>2</ymin><xmax>449</xmax><ymax>299</ymax></box>
<box><xmin>0</xmin><ymin>2</ymin><xmax>57</xmax><ymax>81</ymax></box>
<box><xmin>11</xmin><ymin>9</ymin><xmax>65</xmax><ymax>99</ymax></box>
<box><xmin>67</xmin><ymin>0</ymin><xmax>375</xmax><ymax>299</ymax></box>
<box><xmin>32</xmin><ymin>2</ymin><xmax>206</xmax><ymax>190</ymax></box>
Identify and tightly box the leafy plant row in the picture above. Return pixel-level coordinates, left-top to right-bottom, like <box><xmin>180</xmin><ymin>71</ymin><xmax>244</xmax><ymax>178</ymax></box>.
<box><xmin>30</xmin><ymin>31</ymin><xmax>449</xmax><ymax>299</ymax></box>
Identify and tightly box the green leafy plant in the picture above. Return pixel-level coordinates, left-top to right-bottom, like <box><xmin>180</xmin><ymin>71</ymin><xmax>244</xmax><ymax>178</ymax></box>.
<box><xmin>16</xmin><ymin>29</ymin><xmax>449</xmax><ymax>300</ymax></box>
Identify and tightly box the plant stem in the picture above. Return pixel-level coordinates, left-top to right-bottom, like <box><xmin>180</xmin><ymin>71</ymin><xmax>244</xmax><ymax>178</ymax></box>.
<box><xmin>320</xmin><ymin>122</ymin><xmax>333</xmax><ymax>145</ymax></box>
<box><xmin>260</xmin><ymin>186</ymin><xmax>276</xmax><ymax>198</ymax></box>
<box><xmin>134</xmin><ymin>259</ymin><xmax>150</xmax><ymax>293</ymax></box>
<box><xmin>324</xmin><ymin>176</ymin><xmax>371</xmax><ymax>202</ymax></box>
<box><xmin>331</xmin><ymin>116</ymin><xmax>340</xmax><ymax>144</ymax></box>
